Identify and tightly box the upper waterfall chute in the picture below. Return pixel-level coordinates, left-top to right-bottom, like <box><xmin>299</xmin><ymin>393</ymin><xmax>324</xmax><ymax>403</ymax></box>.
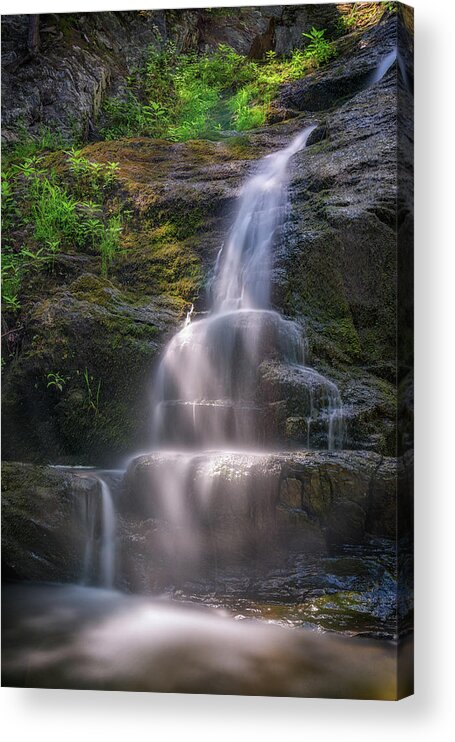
<box><xmin>213</xmin><ymin>125</ymin><xmax>317</xmax><ymax>312</ymax></box>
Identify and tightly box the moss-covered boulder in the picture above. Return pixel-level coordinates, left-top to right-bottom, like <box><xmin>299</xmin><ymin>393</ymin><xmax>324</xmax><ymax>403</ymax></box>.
<box><xmin>2</xmin><ymin>274</ymin><xmax>178</xmax><ymax>463</ymax></box>
<box><xmin>1</xmin><ymin>461</ymin><xmax>99</xmax><ymax>582</ymax></box>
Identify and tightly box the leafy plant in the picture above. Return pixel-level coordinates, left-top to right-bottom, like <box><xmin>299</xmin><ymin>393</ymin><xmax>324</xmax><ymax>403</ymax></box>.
<box><xmin>47</xmin><ymin>371</ymin><xmax>67</xmax><ymax>392</ymax></box>
<box><xmin>335</xmin><ymin>8</ymin><xmax>358</xmax><ymax>35</ymax></box>
<box><xmin>288</xmin><ymin>48</ymin><xmax>308</xmax><ymax>79</ymax></box>
<box><xmin>2</xmin><ymin>125</ymin><xmax>68</xmax><ymax>167</ymax></box>
<box><xmin>2</xmin><ymin>256</ymin><xmax>19</xmax><ymax>312</ymax></box>
<box><xmin>100</xmin><ymin>36</ymin><xmax>337</xmax><ymax>141</ymax></box>
<box><xmin>77</xmin><ymin>216</ymin><xmax>104</xmax><ymax>250</ymax></box>
<box><xmin>302</xmin><ymin>28</ymin><xmax>336</xmax><ymax>67</ymax></box>
<box><xmin>65</xmin><ymin>149</ymin><xmax>120</xmax><ymax>197</ymax></box>
<box><xmin>31</xmin><ymin>176</ymin><xmax>79</xmax><ymax>246</ymax></box>
<box><xmin>1</xmin><ymin>243</ymin><xmax>53</xmax><ymax>311</ymax></box>
<box><xmin>10</xmin><ymin>155</ymin><xmax>45</xmax><ymax>180</ymax></box>
<box><xmin>44</xmin><ymin>239</ymin><xmax>62</xmax><ymax>272</ymax></box>
<box><xmin>1</xmin><ymin>171</ymin><xmax>18</xmax><ymax>231</ymax></box>
<box><xmin>83</xmin><ymin>368</ymin><xmax>101</xmax><ymax>415</ymax></box>
<box><xmin>99</xmin><ymin>215</ymin><xmax>123</xmax><ymax>276</ymax></box>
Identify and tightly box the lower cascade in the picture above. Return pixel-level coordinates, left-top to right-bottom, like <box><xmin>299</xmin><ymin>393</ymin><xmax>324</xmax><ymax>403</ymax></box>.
<box><xmin>79</xmin><ymin>471</ymin><xmax>119</xmax><ymax>589</ymax></box>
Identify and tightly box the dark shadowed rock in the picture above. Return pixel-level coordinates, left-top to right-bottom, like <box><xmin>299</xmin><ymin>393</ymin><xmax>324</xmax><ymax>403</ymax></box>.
<box><xmin>1</xmin><ymin>461</ymin><xmax>99</xmax><ymax>582</ymax></box>
<box><xmin>2</xmin><ymin>275</ymin><xmax>178</xmax><ymax>464</ymax></box>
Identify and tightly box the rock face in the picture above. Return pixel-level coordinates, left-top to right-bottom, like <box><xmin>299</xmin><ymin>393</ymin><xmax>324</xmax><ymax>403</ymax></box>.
<box><xmin>1</xmin><ymin>462</ymin><xmax>99</xmax><ymax>582</ymax></box>
<box><xmin>1</xmin><ymin>6</ymin><xmax>344</xmax><ymax>142</ymax></box>
<box><xmin>2</xmin><ymin>274</ymin><xmax>179</xmax><ymax>464</ymax></box>
<box><xmin>1</xmin><ymin>12</ymin><xmax>166</xmax><ymax>142</ymax></box>
<box><xmin>121</xmin><ymin>450</ymin><xmax>396</xmax><ymax>554</ymax></box>
<box><xmin>1</xmin><ymin>453</ymin><xmax>397</xmax><ymax>582</ymax></box>
<box><xmin>1</xmin><ymin>457</ymin><xmax>406</xmax><ymax>636</ymax></box>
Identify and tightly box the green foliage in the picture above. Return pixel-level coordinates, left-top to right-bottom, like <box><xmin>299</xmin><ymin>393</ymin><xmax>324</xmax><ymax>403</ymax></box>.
<box><xmin>65</xmin><ymin>148</ymin><xmax>120</xmax><ymax>197</ymax></box>
<box><xmin>1</xmin><ymin>249</ymin><xmax>23</xmax><ymax>312</ymax></box>
<box><xmin>30</xmin><ymin>176</ymin><xmax>79</xmax><ymax>246</ymax></box>
<box><xmin>1</xmin><ymin>243</ymin><xmax>49</xmax><ymax>312</ymax></box>
<box><xmin>83</xmin><ymin>368</ymin><xmax>101</xmax><ymax>415</ymax></box>
<box><xmin>47</xmin><ymin>371</ymin><xmax>67</xmax><ymax>392</ymax></box>
<box><xmin>1</xmin><ymin>170</ymin><xmax>17</xmax><ymax>232</ymax></box>
<box><xmin>1</xmin><ymin>146</ymin><xmax>126</xmax><ymax>311</ymax></box>
<box><xmin>335</xmin><ymin>7</ymin><xmax>359</xmax><ymax>35</ymax></box>
<box><xmin>101</xmin><ymin>94</ymin><xmax>167</xmax><ymax>139</ymax></box>
<box><xmin>99</xmin><ymin>215</ymin><xmax>123</xmax><ymax>276</ymax></box>
<box><xmin>101</xmin><ymin>36</ymin><xmax>337</xmax><ymax>141</ymax></box>
<box><xmin>335</xmin><ymin>2</ymin><xmax>390</xmax><ymax>34</ymax></box>
<box><xmin>302</xmin><ymin>28</ymin><xmax>336</xmax><ymax>68</ymax></box>
<box><xmin>2</xmin><ymin>125</ymin><xmax>68</xmax><ymax>167</ymax></box>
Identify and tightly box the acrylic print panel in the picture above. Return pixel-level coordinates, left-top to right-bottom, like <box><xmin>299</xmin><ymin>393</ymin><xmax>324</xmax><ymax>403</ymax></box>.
<box><xmin>1</xmin><ymin>2</ymin><xmax>414</xmax><ymax>699</ymax></box>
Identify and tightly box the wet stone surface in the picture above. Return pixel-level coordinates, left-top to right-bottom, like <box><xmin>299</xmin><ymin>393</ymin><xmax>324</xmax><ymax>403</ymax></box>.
<box><xmin>168</xmin><ymin>537</ymin><xmax>401</xmax><ymax>639</ymax></box>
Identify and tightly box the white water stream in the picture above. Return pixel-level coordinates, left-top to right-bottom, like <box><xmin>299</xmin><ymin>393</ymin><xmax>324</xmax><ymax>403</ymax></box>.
<box><xmin>151</xmin><ymin>126</ymin><xmax>344</xmax><ymax>451</ymax></box>
<box><xmin>370</xmin><ymin>47</ymin><xmax>397</xmax><ymax>85</ymax></box>
<box><xmin>80</xmin><ymin>473</ymin><xmax>117</xmax><ymax>588</ymax></box>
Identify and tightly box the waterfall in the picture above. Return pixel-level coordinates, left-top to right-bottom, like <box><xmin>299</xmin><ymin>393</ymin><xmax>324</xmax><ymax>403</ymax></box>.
<box><xmin>99</xmin><ymin>478</ymin><xmax>116</xmax><ymax>588</ymax></box>
<box><xmin>81</xmin><ymin>474</ymin><xmax>117</xmax><ymax>588</ymax></box>
<box><xmin>370</xmin><ymin>48</ymin><xmax>397</xmax><ymax>85</ymax></box>
<box><xmin>214</xmin><ymin>127</ymin><xmax>316</xmax><ymax>312</ymax></box>
<box><xmin>139</xmin><ymin>128</ymin><xmax>346</xmax><ymax>572</ymax></box>
<box><xmin>151</xmin><ymin>127</ymin><xmax>344</xmax><ymax>452</ymax></box>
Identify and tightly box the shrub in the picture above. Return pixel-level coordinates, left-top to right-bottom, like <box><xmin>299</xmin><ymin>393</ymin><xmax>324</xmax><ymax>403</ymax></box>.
<box><xmin>2</xmin><ymin>145</ymin><xmax>126</xmax><ymax>304</ymax></box>
<box><xmin>302</xmin><ymin>28</ymin><xmax>336</xmax><ymax>67</ymax></box>
<box><xmin>100</xmin><ymin>38</ymin><xmax>336</xmax><ymax>140</ymax></box>
<box><xmin>99</xmin><ymin>215</ymin><xmax>123</xmax><ymax>276</ymax></box>
<box><xmin>31</xmin><ymin>176</ymin><xmax>79</xmax><ymax>246</ymax></box>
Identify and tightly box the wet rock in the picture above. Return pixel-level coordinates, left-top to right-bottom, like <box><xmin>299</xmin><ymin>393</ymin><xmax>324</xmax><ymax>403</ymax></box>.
<box><xmin>1</xmin><ymin>461</ymin><xmax>99</xmax><ymax>582</ymax></box>
<box><xmin>2</xmin><ymin>274</ymin><xmax>178</xmax><ymax>464</ymax></box>
<box><xmin>1</xmin><ymin>12</ymin><xmax>167</xmax><ymax>141</ymax></box>
<box><xmin>275</xmin><ymin>21</ymin><xmax>399</xmax><ymax>388</ymax></box>
<box><xmin>279</xmin><ymin>14</ymin><xmax>398</xmax><ymax>112</ymax></box>
<box><xmin>279</xmin><ymin>477</ymin><xmax>302</xmax><ymax>508</ymax></box>
<box><xmin>123</xmin><ymin>450</ymin><xmax>398</xmax><ymax>558</ymax></box>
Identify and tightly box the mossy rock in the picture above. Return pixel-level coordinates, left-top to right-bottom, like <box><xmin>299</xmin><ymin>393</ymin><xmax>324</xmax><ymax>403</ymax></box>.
<box><xmin>2</xmin><ymin>273</ymin><xmax>179</xmax><ymax>463</ymax></box>
<box><xmin>1</xmin><ymin>461</ymin><xmax>99</xmax><ymax>582</ymax></box>
<box><xmin>115</xmin><ymin>224</ymin><xmax>203</xmax><ymax>303</ymax></box>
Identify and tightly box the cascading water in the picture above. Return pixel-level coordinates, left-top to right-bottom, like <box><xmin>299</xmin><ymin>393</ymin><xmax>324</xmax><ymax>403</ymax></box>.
<box><xmin>370</xmin><ymin>47</ymin><xmax>397</xmax><ymax>85</ymax></box>
<box><xmin>139</xmin><ymin>126</ymin><xmax>346</xmax><ymax>571</ymax></box>
<box><xmin>152</xmin><ymin>126</ymin><xmax>344</xmax><ymax>452</ymax></box>
<box><xmin>99</xmin><ymin>478</ymin><xmax>116</xmax><ymax>588</ymax></box>
<box><xmin>80</xmin><ymin>473</ymin><xmax>118</xmax><ymax>588</ymax></box>
<box><xmin>2</xmin><ymin>31</ymin><xmax>411</xmax><ymax>698</ymax></box>
<box><xmin>214</xmin><ymin>128</ymin><xmax>314</xmax><ymax>312</ymax></box>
